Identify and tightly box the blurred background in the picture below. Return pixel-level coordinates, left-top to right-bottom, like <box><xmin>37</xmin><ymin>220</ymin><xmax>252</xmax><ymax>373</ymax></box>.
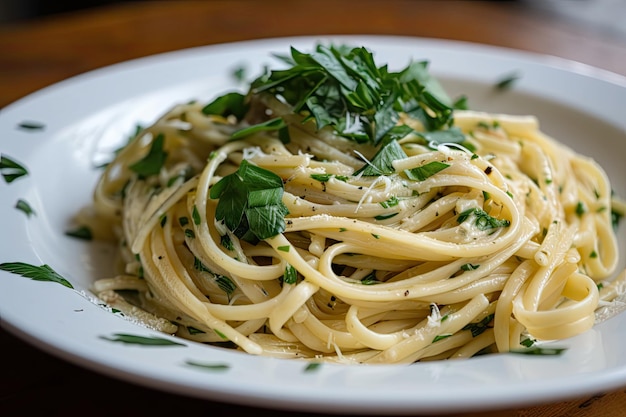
<box><xmin>0</xmin><ymin>0</ymin><xmax>625</xmax><ymax>40</ymax></box>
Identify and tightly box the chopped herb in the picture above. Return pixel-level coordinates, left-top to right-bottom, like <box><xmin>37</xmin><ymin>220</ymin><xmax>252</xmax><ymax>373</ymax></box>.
<box><xmin>231</xmin><ymin>117</ymin><xmax>287</xmax><ymax>140</ymax></box>
<box><xmin>510</xmin><ymin>346</ymin><xmax>567</xmax><ymax>356</ymax></box>
<box><xmin>17</xmin><ymin>121</ymin><xmax>45</xmax><ymax>130</ymax></box>
<box><xmin>460</xmin><ymin>263</ymin><xmax>480</xmax><ymax>271</ymax></box>
<box><xmin>462</xmin><ymin>313</ymin><xmax>494</xmax><ymax>337</ymax></box>
<box><xmin>210</xmin><ymin>159</ymin><xmax>289</xmax><ymax>242</ymax></box>
<box><xmin>15</xmin><ymin>199</ymin><xmax>35</xmax><ymax>217</ymax></box>
<box><xmin>495</xmin><ymin>72</ymin><xmax>520</xmax><ymax>90</ymax></box>
<box><xmin>185</xmin><ymin>360</ymin><xmax>230</xmax><ymax>371</ymax></box>
<box><xmin>159</xmin><ymin>214</ymin><xmax>167</xmax><ymax>227</ymax></box>
<box><xmin>575</xmin><ymin>201</ymin><xmax>586</xmax><ymax>217</ymax></box>
<box><xmin>216</xmin><ymin>275</ymin><xmax>237</xmax><ymax>298</ymax></box>
<box><xmin>129</xmin><ymin>133</ymin><xmax>167</xmax><ymax>178</ymax></box>
<box><xmin>283</xmin><ymin>264</ymin><xmax>297</xmax><ymax>284</ymax></box>
<box><xmin>432</xmin><ymin>334</ymin><xmax>452</xmax><ymax>343</ymax></box>
<box><xmin>221</xmin><ymin>234</ymin><xmax>234</xmax><ymax>251</ymax></box>
<box><xmin>0</xmin><ymin>154</ymin><xmax>29</xmax><ymax>183</ymax></box>
<box><xmin>193</xmin><ymin>257</ymin><xmax>212</xmax><ymax>273</ymax></box>
<box><xmin>590</xmin><ymin>250</ymin><xmax>598</xmax><ymax>259</ymax></box>
<box><xmin>100</xmin><ymin>333</ymin><xmax>185</xmax><ymax>346</ymax></box>
<box><xmin>310</xmin><ymin>173</ymin><xmax>349</xmax><ymax>182</ymax></box>
<box><xmin>201</xmin><ymin>92</ymin><xmax>248</xmax><ymax>119</ymax></box>
<box><xmin>360</xmin><ymin>272</ymin><xmax>380</xmax><ymax>285</ymax></box>
<box><xmin>304</xmin><ymin>362</ymin><xmax>322</xmax><ymax>372</ymax></box>
<box><xmin>612</xmin><ymin>207</ymin><xmax>623</xmax><ymax>231</ymax></box>
<box><xmin>214</xmin><ymin>329</ymin><xmax>228</xmax><ymax>340</ymax></box>
<box><xmin>457</xmin><ymin>208</ymin><xmax>510</xmax><ymax>230</ymax></box>
<box><xmin>65</xmin><ymin>225</ymin><xmax>93</xmax><ymax>240</ymax></box>
<box><xmin>520</xmin><ymin>338</ymin><xmax>535</xmax><ymax>347</ymax></box>
<box><xmin>186</xmin><ymin>326</ymin><xmax>206</xmax><ymax>335</ymax></box>
<box><xmin>371</xmin><ymin>233</ymin><xmax>380</xmax><ymax>239</ymax></box>
<box><xmin>185</xmin><ymin>229</ymin><xmax>195</xmax><ymax>238</ymax></box>
<box><xmin>355</xmin><ymin>139</ymin><xmax>408</xmax><ymax>176</ymax></box>
<box><xmin>374</xmin><ymin>212</ymin><xmax>398</xmax><ymax>221</ymax></box>
<box><xmin>179</xmin><ymin>216</ymin><xmax>189</xmax><ymax>227</ymax></box>
<box><xmin>380</xmin><ymin>196</ymin><xmax>399</xmax><ymax>208</ymax></box>
<box><xmin>251</xmin><ymin>44</ymin><xmax>456</xmax><ymax>145</ymax></box>
<box><xmin>232</xmin><ymin>65</ymin><xmax>246</xmax><ymax>82</ymax></box>
<box><xmin>192</xmin><ymin>205</ymin><xmax>201</xmax><ymax>225</ymax></box>
<box><xmin>277</xmin><ymin>245</ymin><xmax>291</xmax><ymax>252</ymax></box>
<box><xmin>405</xmin><ymin>161</ymin><xmax>449</xmax><ymax>181</ymax></box>
<box><xmin>0</xmin><ymin>262</ymin><xmax>73</xmax><ymax>289</ymax></box>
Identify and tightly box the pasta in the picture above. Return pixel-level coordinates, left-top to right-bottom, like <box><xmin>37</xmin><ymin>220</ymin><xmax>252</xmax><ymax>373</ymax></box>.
<box><xmin>80</xmin><ymin>44</ymin><xmax>625</xmax><ymax>364</ymax></box>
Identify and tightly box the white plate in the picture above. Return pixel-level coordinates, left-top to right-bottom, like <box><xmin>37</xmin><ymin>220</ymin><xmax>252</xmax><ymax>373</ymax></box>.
<box><xmin>1</xmin><ymin>35</ymin><xmax>625</xmax><ymax>415</ymax></box>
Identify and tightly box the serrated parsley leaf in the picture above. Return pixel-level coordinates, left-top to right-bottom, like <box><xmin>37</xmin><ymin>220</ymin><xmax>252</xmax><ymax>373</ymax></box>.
<box><xmin>0</xmin><ymin>262</ymin><xmax>73</xmax><ymax>289</ymax></box>
<box><xmin>0</xmin><ymin>154</ymin><xmax>29</xmax><ymax>183</ymax></box>
<box><xmin>250</xmin><ymin>44</ymin><xmax>456</xmax><ymax>145</ymax></box>
<box><xmin>210</xmin><ymin>160</ymin><xmax>289</xmax><ymax>242</ymax></box>
<box><xmin>100</xmin><ymin>333</ymin><xmax>185</xmax><ymax>346</ymax></box>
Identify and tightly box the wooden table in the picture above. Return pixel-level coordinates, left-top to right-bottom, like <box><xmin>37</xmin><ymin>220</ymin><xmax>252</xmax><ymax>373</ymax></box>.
<box><xmin>1</xmin><ymin>1</ymin><xmax>625</xmax><ymax>416</ymax></box>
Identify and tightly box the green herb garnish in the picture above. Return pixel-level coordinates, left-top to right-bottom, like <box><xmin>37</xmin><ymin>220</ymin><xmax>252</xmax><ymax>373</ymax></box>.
<box><xmin>250</xmin><ymin>44</ymin><xmax>457</xmax><ymax>145</ymax></box>
<box><xmin>210</xmin><ymin>159</ymin><xmax>289</xmax><ymax>243</ymax></box>
<box><xmin>129</xmin><ymin>133</ymin><xmax>167</xmax><ymax>178</ymax></box>
<box><xmin>185</xmin><ymin>360</ymin><xmax>230</xmax><ymax>371</ymax></box>
<box><xmin>15</xmin><ymin>199</ymin><xmax>35</xmax><ymax>217</ymax></box>
<box><xmin>457</xmin><ymin>208</ymin><xmax>511</xmax><ymax>230</ymax></box>
<box><xmin>405</xmin><ymin>161</ymin><xmax>449</xmax><ymax>181</ymax></box>
<box><xmin>100</xmin><ymin>333</ymin><xmax>185</xmax><ymax>346</ymax></box>
<box><xmin>0</xmin><ymin>262</ymin><xmax>73</xmax><ymax>288</ymax></box>
<box><xmin>65</xmin><ymin>225</ymin><xmax>93</xmax><ymax>240</ymax></box>
<box><xmin>0</xmin><ymin>155</ymin><xmax>29</xmax><ymax>183</ymax></box>
<box><xmin>283</xmin><ymin>264</ymin><xmax>298</xmax><ymax>284</ymax></box>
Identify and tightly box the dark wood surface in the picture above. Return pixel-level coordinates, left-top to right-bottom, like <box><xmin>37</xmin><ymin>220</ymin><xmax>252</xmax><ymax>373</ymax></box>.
<box><xmin>1</xmin><ymin>2</ymin><xmax>625</xmax><ymax>416</ymax></box>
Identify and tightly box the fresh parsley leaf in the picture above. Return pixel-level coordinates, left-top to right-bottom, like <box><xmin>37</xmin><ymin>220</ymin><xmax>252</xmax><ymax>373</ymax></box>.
<box><xmin>0</xmin><ymin>262</ymin><xmax>73</xmax><ymax>288</ymax></box>
<box><xmin>0</xmin><ymin>154</ymin><xmax>29</xmax><ymax>183</ymax></box>
<box><xmin>201</xmin><ymin>92</ymin><xmax>248</xmax><ymax>119</ymax></box>
<box><xmin>129</xmin><ymin>133</ymin><xmax>167</xmax><ymax>178</ymax></box>
<box><xmin>405</xmin><ymin>161</ymin><xmax>449</xmax><ymax>181</ymax></box>
<box><xmin>100</xmin><ymin>333</ymin><xmax>185</xmax><ymax>346</ymax></box>
<box><xmin>210</xmin><ymin>160</ymin><xmax>289</xmax><ymax>242</ymax></box>
<box><xmin>355</xmin><ymin>140</ymin><xmax>408</xmax><ymax>176</ymax></box>
<box><xmin>250</xmin><ymin>44</ymin><xmax>456</xmax><ymax>145</ymax></box>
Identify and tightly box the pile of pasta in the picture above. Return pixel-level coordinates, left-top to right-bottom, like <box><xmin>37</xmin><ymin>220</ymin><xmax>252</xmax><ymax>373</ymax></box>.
<box><xmin>83</xmin><ymin>57</ymin><xmax>625</xmax><ymax>365</ymax></box>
